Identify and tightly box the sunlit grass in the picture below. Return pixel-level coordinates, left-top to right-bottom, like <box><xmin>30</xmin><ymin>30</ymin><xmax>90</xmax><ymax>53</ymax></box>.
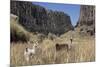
<box><xmin>10</xmin><ymin>33</ymin><xmax>95</xmax><ymax>66</ymax></box>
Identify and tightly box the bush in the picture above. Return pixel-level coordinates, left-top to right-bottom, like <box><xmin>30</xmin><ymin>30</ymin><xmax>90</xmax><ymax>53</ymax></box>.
<box><xmin>10</xmin><ymin>20</ymin><xmax>30</xmax><ymax>42</ymax></box>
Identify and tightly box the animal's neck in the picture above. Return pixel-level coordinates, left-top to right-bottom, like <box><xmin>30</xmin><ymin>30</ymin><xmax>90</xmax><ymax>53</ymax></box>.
<box><xmin>26</xmin><ymin>48</ymin><xmax>28</xmax><ymax>52</ymax></box>
<box><xmin>33</xmin><ymin>46</ymin><xmax>35</xmax><ymax>49</ymax></box>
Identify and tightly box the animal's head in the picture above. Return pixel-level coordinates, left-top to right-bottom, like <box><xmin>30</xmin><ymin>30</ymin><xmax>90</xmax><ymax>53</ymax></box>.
<box><xmin>33</xmin><ymin>41</ymin><xmax>38</xmax><ymax>48</ymax></box>
<box><xmin>28</xmin><ymin>40</ymin><xmax>34</xmax><ymax>45</ymax></box>
<box><xmin>25</xmin><ymin>47</ymin><xmax>28</xmax><ymax>52</ymax></box>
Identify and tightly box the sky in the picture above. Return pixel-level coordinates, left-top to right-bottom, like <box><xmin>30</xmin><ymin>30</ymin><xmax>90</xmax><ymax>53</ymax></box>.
<box><xmin>32</xmin><ymin>2</ymin><xmax>80</xmax><ymax>26</ymax></box>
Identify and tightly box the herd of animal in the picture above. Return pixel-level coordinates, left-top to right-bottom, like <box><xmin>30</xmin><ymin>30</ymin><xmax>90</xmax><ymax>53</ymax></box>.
<box><xmin>24</xmin><ymin>38</ymin><xmax>73</xmax><ymax>62</ymax></box>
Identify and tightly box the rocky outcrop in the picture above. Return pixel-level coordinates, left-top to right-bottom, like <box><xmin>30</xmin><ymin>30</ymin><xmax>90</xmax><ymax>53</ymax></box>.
<box><xmin>10</xmin><ymin>1</ymin><xmax>73</xmax><ymax>35</ymax></box>
<box><xmin>76</xmin><ymin>5</ymin><xmax>95</xmax><ymax>36</ymax></box>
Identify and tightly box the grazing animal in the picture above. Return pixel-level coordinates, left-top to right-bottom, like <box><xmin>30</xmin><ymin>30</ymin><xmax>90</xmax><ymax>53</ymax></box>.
<box><xmin>56</xmin><ymin>43</ymin><xmax>69</xmax><ymax>51</ymax></box>
<box><xmin>24</xmin><ymin>42</ymin><xmax>38</xmax><ymax>62</ymax></box>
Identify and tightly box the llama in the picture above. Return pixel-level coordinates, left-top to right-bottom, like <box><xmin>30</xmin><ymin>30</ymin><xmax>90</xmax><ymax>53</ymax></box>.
<box><xmin>24</xmin><ymin>42</ymin><xmax>38</xmax><ymax>62</ymax></box>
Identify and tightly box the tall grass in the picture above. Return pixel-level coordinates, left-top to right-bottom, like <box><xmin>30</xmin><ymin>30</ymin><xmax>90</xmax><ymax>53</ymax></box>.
<box><xmin>10</xmin><ymin>33</ymin><xmax>95</xmax><ymax>66</ymax></box>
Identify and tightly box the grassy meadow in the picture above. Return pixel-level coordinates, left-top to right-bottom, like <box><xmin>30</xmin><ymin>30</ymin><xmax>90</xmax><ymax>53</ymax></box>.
<box><xmin>10</xmin><ymin>15</ymin><xmax>95</xmax><ymax>66</ymax></box>
<box><xmin>10</xmin><ymin>30</ymin><xmax>95</xmax><ymax>66</ymax></box>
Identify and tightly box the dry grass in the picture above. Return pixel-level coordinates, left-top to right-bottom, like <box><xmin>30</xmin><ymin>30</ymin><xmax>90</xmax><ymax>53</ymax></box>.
<box><xmin>10</xmin><ymin>18</ymin><xmax>32</xmax><ymax>42</ymax></box>
<box><xmin>10</xmin><ymin>32</ymin><xmax>95</xmax><ymax>66</ymax></box>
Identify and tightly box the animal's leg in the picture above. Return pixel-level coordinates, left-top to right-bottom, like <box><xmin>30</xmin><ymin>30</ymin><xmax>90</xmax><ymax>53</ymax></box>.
<box><xmin>25</xmin><ymin>56</ymin><xmax>29</xmax><ymax>62</ymax></box>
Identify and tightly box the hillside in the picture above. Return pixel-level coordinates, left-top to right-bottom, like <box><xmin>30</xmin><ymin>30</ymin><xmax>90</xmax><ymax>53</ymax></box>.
<box><xmin>10</xmin><ymin>14</ymin><xmax>31</xmax><ymax>42</ymax></box>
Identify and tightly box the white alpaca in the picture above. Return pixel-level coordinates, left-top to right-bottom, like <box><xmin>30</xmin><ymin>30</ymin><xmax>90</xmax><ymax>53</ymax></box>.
<box><xmin>24</xmin><ymin>42</ymin><xmax>38</xmax><ymax>62</ymax></box>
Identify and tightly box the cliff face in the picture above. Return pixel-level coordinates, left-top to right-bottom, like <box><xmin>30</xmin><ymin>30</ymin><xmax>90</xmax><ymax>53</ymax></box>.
<box><xmin>10</xmin><ymin>1</ymin><xmax>73</xmax><ymax>35</ymax></box>
<box><xmin>76</xmin><ymin>5</ymin><xmax>95</xmax><ymax>36</ymax></box>
<box><xmin>77</xmin><ymin>5</ymin><xmax>95</xmax><ymax>26</ymax></box>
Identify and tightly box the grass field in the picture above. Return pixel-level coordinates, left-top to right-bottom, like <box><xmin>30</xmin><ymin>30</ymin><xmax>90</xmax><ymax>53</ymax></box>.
<box><xmin>10</xmin><ymin>31</ymin><xmax>95</xmax><ymax>66</ymax></box>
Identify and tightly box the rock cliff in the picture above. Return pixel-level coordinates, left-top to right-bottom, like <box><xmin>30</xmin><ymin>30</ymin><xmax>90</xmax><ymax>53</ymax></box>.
<box><xmin>11</xmin><ymin>1</ymin><xmax>73</xmax><ymax>35</ymax></box>
<box><xmin>76</xmin><ymin>5</ymin><xmax>95</xmax><ymax>36</ymax></box>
